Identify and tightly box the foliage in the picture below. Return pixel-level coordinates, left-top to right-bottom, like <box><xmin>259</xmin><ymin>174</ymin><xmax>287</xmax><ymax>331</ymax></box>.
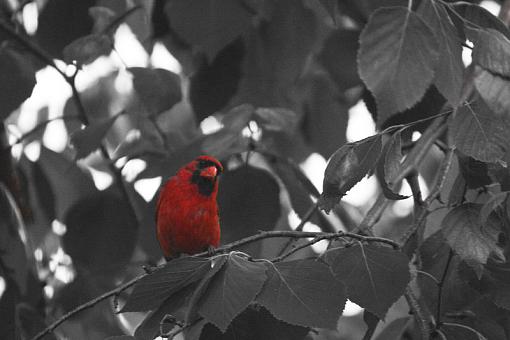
<box><xmin>1</xmin><ymin>0</ymin><xmax>510</xmax><ymax>339</ymax></box>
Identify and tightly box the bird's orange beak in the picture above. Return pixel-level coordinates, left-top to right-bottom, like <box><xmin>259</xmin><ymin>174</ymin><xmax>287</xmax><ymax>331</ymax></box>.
<box><xmin>200</xmin><ymin>166</ymin><xmax>218</xmax><ymax>179</ymax></box>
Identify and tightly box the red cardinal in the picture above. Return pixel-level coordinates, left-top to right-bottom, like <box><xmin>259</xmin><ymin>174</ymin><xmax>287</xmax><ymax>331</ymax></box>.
<box><xmin>156</xmin><ymin>155</ymin><xmax>223</xmax><ymax>259</ymax></box>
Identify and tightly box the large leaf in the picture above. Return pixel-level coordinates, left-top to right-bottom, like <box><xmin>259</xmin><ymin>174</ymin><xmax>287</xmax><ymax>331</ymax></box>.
<box><xmin>129</xmin><ymin>67</ymin><xmax>182</xmax><ymax>116</ymax></box>
<box><xmin>217</xmin><ymin>166</ymin><xmax>281</xmax><ymax>255</ymax></box>
<box><xmin>37</xmin><ymin>147</ymin><xmax>97</xmax><ymax>220</ymax></box>
<box><xmin>197</xmin><ymin>253</ymin><xmax>267</xmax><ymax>332</ymax></box>
<box><xmin>167</xmin><ymin>0</ymin><xmax>253</xmax><ymax>61</ymax></box>
<box><xmin>256</xmin><ymin>259</ymin><xmax>346</xmax><ymax>329</ymax></box>
<box><xmin>470</xmin><ymin>28</ymin><xmax>510</xmax><ymax>77</ymax></box>
<box><xmin>441</xmin><ymin>203</ymin><xmax>504</xmax><ymax>271</ymax></box>
<box><xmin>474</xmin><ymin>69</ymin><xmax>510</xmax><ymax>117</ymax></box>
<box><xmin>63</xmin><ymin>188</ymin><xmax>137</xmax><ymax>274</ymax></box>
<box><xmin>319</xmin><ymin>135</ymin><xmax>382</xmax><ymax>213</ymax></box>
<box><xmin>448</xmin><ymin>99</ymin><xmax>510</xmax><ymax>163</ymax></box>
<box><xmin>0</xmin><ymin>48</ymin><xmax>36</xmax><ymax>121</ymax></box>
<box><xmin>121</xmin><ymin>257</ymin><xmax>213</xmax><ymax>312</ymax></box>
<box><xmin>358</xmin><ymin>7</ymin><xmax>439</xmax><ymax>121</ymax></box>
<box><xmin>418</xmin><ymin>0</ymin><xmax>464</xmax><ymax>106</ymax></box>
<box><xmin>191</xmin><ymin>306</ymin><xmax>310</xmax><ymax>340</ymax></box>
<box><xmin>70</xmin><ymin>111</ymin><xmax>123</xmax><ymax>159</ymax></box>
<box><xmin>325</xmin><ymin>244</ymin><xmax>411</xmax><ymax>318</ymax></box>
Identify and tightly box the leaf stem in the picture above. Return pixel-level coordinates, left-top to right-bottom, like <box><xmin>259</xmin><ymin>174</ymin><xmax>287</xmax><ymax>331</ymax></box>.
<box><xmin>435</xmin><ymin>249</ymin><xmax>454</xmax><ymax>327</ymax></box>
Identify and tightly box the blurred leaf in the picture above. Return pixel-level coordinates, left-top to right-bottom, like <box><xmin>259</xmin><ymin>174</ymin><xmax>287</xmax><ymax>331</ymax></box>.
<box><xmin>89</xmin><ymin>6</ymin><xmax>116</xmax><ymax>33</ymax></box>
<box><xmin>470</xmin><ymin>28</ymin><xmax>510</xmax><ymax>77</ymax></box>
<box><xmin>474</xmin><ymin>69</ymin><xmax>510</xmax><ymax>117</ymax></box>
<box><xmin>202</xmin><ymin>129</ymin><xmax>249</xmax><ymax>160</ymax></box>
<box><xmin>37</xmin><ymin>147</ymin><xmax>97</xmax><ymax>220</ymax></box>
<box><xmin>318</xmin><ymin>0</ymin><xmax>338</xmax><ymax>23</ymax></box>
<box><xmin>376</xmin><ymin>131</ymin><xmax>408</xmax><ymax>200</ymax></box>
<box><xmin>441</xmin><ymin>203</ymin><xmax>504</xmax><ymax>272</ymax></box>
<box><xmin>302</xmin><ymin>74</ymin><xmax>349</xmax><ymax>159</ymax></box>
<box><xmin>254</xmin><ymin>107</ymin><xmax>297</xmax><ymax>133</ymax></box>
<box><xmin>122</xmin><ymin>257</ymin><xmax>213</xmax><ymax>312</ymax></box>
<box><xmin>362</xmin><ymin>310</ymin><xmax>379</xmax><ymax>340</ymax></box>
<box><xmin>192</xmin><ymin>306</ymin><xmax>309</xmax><ymax>340</ymax></box>
<box><xmin>217</xmin><ymin>166</ymin><xmax>281</xmax><ymax>255</ymax></box>
<box><xmin>318</xmin><ymin>29</ymin><xmax>361</xmax><ymax>91</ymax></box>
<box><xmin>374</xmin><ymin>317</ymin><xmax>410</xmax><ymax>340</ymax></box>
<box><xmin>28</xmin><ymin>159</ymin><xmax>56</xmax><ymax>223</ymax></box>
<box><xmin>167</xmin><ymin>0</ymin><xmax>253</xmax><ymax>61</ymax></box>
<box><xmin>451</xmin><ymin>2</ymin><xmax>510</xmax><ymax>40</ymax></box>
<box><xmin>0</xmin><ymin>185</ymin><xmax>28</xmax><ymax>295</ymax></box>
<box><xmin>104</xmin><ymin>337</ymin><xmax>136</xmax><ymax>340</ymax></box>
<box><xmin>325</xmin><ymin>244</ymin><xmax>410</xmax><ymax>318</ymax></box>
<box><xmin>112</xmin><ymin>129</ymin><xmax>165</xmax><ymax>161</ymax></box>
<box><xmin>35</xmin><ymin>0</ymin><xmax>95</xmax><ymax>58</ymax></box>
<box><xmin>62</xmin><ymin>34</ymin><xmax>112</xmax><ymax>66</ymax></box>
<box><xmin>0</xmin><ymin>48</ymin><xmax>36</xmax><ymax>121</ymax></box>
<box><xmin>319</xmin><ymin>135</ymin><xmax>382</xmax><ymax>213</ymax></box>
<box><xmin>480</xmin><ymin>192</ymin><xmax>508</xmax><ymax>225</ymax></box>
<box><xmin>70</xmin><ymin>111</ymin><xmax>123</xmax><ymax>159</ymax></box>
<box><xmin>129</xmin><ymin>67</ymin><xmax>182</xmax><ymax>116</ymax></box>
<box><xmin>449</xmin><ymin>99</ymin><xmax>510</xmax><ymax>163</ymax></box>
<box><xmin>198</xmin><ymin>253</ymin><xmax>267</xmax><ymax>332</ymax></box>
<box><xmin>418</xmin><ymin>0</ymin><xmax>464</xmax><ymax>106</ymax></box>
<box><xmin>234</xmin><ymin>0</ymin><xmax>316</xmax><ymax>106</ymax></box>
<box><xmin>190</xmin><ymin>38</ymin><xmax>244</xmax><ymax>123</ymax></box>
<box><xmin>257</xmin><ymin>259</ymin><xmax>346</xmax><ymax>328</ymax></box>
<box><xmin>15</xmin><ymin>303</ymin><xmax>57</xmax><ymax>340</ymax></box>
<box><xmin>359</xmin><ymin>7</ymin><xmax>438</xmax><ymax>121</ymax></box>
<box><xmin>63</xmin><ymin>188</ymin><xmax>137</xmax><ymax>274</ymax></box>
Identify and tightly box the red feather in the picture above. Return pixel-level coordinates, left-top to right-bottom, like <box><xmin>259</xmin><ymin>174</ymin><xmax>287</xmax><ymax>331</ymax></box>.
<box><xmin>156</xmin><ymin>155</ymin><xmax>223</xmax><ymax>258</ymax></box>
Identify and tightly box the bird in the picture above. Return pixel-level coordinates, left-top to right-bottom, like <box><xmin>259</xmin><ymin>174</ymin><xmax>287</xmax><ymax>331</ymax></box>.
<box><xmin>156</xmin><ymin>155</ymin><xmax>223</xmax><ymax>259</ymax></box>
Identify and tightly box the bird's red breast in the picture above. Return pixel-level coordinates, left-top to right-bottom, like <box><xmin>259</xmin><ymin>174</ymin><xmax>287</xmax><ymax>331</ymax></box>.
<box><xmin>156</xmin><ymin>155</ymin><xmax>223</xmax><ymax>259</ymax></box>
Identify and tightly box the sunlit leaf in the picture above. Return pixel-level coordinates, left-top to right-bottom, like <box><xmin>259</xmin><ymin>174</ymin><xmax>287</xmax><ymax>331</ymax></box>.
<box><xmin>319</xmin><ymin>135</ymin><xmax>382</xmax><ymax>212</ymax></box>
<box><xmin>198</xmin><ymin>253</ymin><xmax>267</xmax><ymax>332</ymax></box>
<box><xmin>325</xmin><ymin>244</ymin><xmax>410</xmax><ymax>318</ymax></box>
<box><xmin>257</xmin><ymin>259</ymin><xmax>346</xmax><ymax>329</ymax></box>
<box><xmin>358</xmin><ymin>7</ymin><xmax>439</xmax><ymax>121</ymax></box>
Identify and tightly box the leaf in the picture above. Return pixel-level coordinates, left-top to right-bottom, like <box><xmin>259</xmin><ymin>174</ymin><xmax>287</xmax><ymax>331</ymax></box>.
<box><xmin>121</xmin><ymin>257</ymin><xmax>213</xmax><ymax>312</ymax></box>
<box><xmin>362</xmin><ymin>310</ymin><xmax>379</xmax><ymax>340</ymax></box>
<box><xmin>0</xmin><ymin>48</ymin><xmax>36</xmax><ymax>121</ymax></box>
<box><xmin>377</xmin><ymin>132</ymin><xmax>408</xmax><ymax>200</ymax></box>
<box><xmin>257</xmin><ymin>259</ymin><xmax>346</xmax><ymax>329</ymax></box>
<box><xmin>475</xmin><ymin>260</ymin><xmax>510</xmax><ymax>310</ymax></box>
<box><xmin>192</xmin><ymin>306</ymin><xmax>309</xmax><ymax>340</ymax></box>
<box><xmin>474</xmin><ymin>69</ymin><xmax>510</xmax><ymax>117</ymax></box>
<box><xmin>197</xmin><ymin>253</ymin><xmax>267</xmax><ymax>332</ymax></box>
<box><xmin>470</xmin><ymin>28</ymin><xmax>510</xmax><ymax>77</ymax></box>
<box><xmin>318</xmin><ymin>29</ymin><xmax>361</xmax><ymax>91</ymax></box>
<box><xmin>62</xmin><ymin>34</ymin><xmax>112</xmax><ymax>66</ymax></box>
<box><xmin>190</xmin><ymin>38</ymin><xmax>244</xmax><ymax>122</ymax></box>
<box><xmin>253</xmin><ymin>107</ymin><xmax>298</xmax><ymax>133</ymax></box>
<box><xmin>88</xmin><ymin>6</ymin><xmax>116</xmax><ymax>33</ymax></box>
<box><xmin>448</xmin><ymin>99</ymin><xmax>510</xmax><ymax>163</ymax></box>
<box><xmin>217</xmin><ymin>166</ymin><xmax>281</xmax><ymax>256</ymax></box>
<box><xmin>167</xmin><ymin>0</ymin><xmax>253</xmax><ymax>61</ymax></box>
<box><xmin>63</xmin><ymin>188</ymin><xmax>137</xmax><ymax>274</ymax></box>
<box><xmin>319</xmin><ymin>135</ymin><xmax>382</xmax><ymax>213</ymax></box>
<box><xmin>0</xmin><ymin>185</ymin><xmax>28</xmax><ymax>295</ymax></box>
<box><xmin>325</xmin><ymin>244</ymin><xmax>411</xmax><ymax>318</ymax></box>
<box><xmin>129</xmin><ymin>67</ymin><xmax>182</xmax><ymax>116</ymax></box>
<box><xmin>451</xmin><ymin>2</ymin><xmax>510</xmax><ymax>40</ymax></box>
<box><xmin>70</xmin><ymin>111</ymin><xmax>123</xmax><ymax>159</ymax></box>
<box><xmin>441</xmin><ymin>203</ymin><xmax>504</xmax><ymax>271</ymax></box>
<box><xmin>480</xmin><ymin>192</ymin><xmax>508</xmax><ymax>225</ymax></box>
<box><xmin>374</xmin><ymin>317</ymin><xmax>411</xmax><ymax>340</ymax></box>
<box><xmin>15</xmin><ymin>303</ymin><xmax>58</xmax><ymax>340</ymax></box>
<box><xmin>358</xmin><ymin>7</ymin><xmax>439</xmax><ymax>121</ymax></box>
<box><xmin>37</xmin><ymin>146</ymin><xmax>97</xmax><ymax>220</ymax></box>
<box><xmin>418</xmin><ymin>0</ymin><xmax>464</xmax><ymax>106</ymax></box>
<box><xmin>319</xmin><ymin>0</ymin><xmax>338</xmax><ymax>24</ymax></box>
